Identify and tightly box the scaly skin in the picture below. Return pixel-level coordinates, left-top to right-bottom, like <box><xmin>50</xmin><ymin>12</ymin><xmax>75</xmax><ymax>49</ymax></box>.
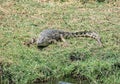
<box><xmin>24</xmin><ymin>29</ymin><xmax>102</xmax><ymax>47</ymax></box>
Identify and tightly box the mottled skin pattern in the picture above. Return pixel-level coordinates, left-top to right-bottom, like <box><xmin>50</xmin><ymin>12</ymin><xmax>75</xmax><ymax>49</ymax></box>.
<box><xmin>24</xmin><ymin>29</ymin><xmax>102</xmax><ymax>47</ymax></box>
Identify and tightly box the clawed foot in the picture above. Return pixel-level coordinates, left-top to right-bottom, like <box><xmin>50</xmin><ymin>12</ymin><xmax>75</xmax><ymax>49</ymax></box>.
<box><xmin>23</xmin><ymin>37</ymin><xmax>36</xmax><ymax>47</ymax></box>
<box><xmin>61</xmin><ymin>42</ymin><xmax>69</xmax><ymax>47</ymax></box>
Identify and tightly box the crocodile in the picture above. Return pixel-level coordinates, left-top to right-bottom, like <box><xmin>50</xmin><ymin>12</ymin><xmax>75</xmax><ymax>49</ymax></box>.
<box><xmin>24</xmin><ymin>29</ymin><xmax>102</xmax><ymax>48</ymax></box>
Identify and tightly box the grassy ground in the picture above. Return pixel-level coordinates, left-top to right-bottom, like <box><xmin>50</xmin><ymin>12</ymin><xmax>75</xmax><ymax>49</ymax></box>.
<box><xmin>0</xmin><ymin>0</ymin><xmax>120</xmax><ymax>84</ymax></box>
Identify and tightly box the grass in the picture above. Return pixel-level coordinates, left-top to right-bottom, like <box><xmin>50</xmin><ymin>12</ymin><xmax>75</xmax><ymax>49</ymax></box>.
<box><xmin>0</xmin><ymin>0</ymin><xmax>120</xmax><ymax>83</ymax></box>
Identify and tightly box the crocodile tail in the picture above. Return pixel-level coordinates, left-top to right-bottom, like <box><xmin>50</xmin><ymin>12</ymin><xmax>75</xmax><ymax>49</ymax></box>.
<box><xmin>63</xmin><ymin>31</ymin><xmax>102</xmax><ymax>46</ymax></box>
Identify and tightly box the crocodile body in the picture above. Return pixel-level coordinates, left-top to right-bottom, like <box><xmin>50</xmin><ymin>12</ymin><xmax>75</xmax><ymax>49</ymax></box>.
<box><xmin>24</xmin><ymin>29</ymin><xmax>102</xmax><ymax>47</ymax></box>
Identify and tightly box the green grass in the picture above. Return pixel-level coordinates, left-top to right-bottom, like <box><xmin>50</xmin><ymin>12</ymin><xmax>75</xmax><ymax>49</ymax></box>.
<box><xmin>0</xmin><ymin>0</ymin><xmax>120</xmax><ymax>83</ymax></box>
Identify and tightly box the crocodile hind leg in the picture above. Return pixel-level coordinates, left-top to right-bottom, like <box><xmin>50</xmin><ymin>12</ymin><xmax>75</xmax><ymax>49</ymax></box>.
<box><xmin>60</xmin><ymin>34</ymin><xmax>69</xmax><ymax>47</ymax></box>
<box><xmin>96</xmin><ymin>37</ymin><xmax>103</xmax><ymax>47</ymax></box>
